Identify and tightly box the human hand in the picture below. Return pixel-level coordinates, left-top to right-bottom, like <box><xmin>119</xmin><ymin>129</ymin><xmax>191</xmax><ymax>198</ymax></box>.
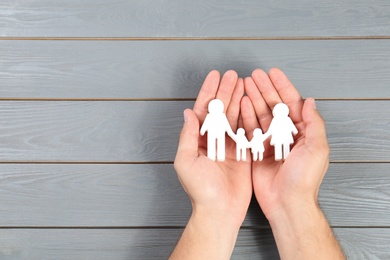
<box><xmin>172</xmin><ymin>68</ymin><xmax>343</xmax><ymax>260</ymax></box>
<box><xmin>241</xmin><ymin>68</ymin><xmax>329</xmax><ymax>222</ymax></box>
<box><xmin>174</xmin><ymin>70</ymin><xmax>252</xmax><ymax>228</ymax></box>
<box><xmin>241</xmin><ymin>68</ymin><xmax>345</xmax><ymax>260</ymax></box>
<box><xmin>171</xmin><ymin>70</ymin><xmax>252</xmax><ymax>259</ymax></box>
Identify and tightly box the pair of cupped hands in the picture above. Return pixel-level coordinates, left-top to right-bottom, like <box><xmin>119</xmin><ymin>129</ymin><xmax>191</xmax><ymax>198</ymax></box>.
<box><xmin>174</xmin><ymin>68</ymin><xmax>330</xmax><ymax>229</ymax></box>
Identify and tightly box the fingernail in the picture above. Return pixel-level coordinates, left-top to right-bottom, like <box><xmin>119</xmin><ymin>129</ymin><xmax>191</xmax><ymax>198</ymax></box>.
<box><xmin>312</xmin><ymin>98</ymin><xmax>317</xmax><ymax>109</ymax></box>
<box><xmin>183</xmin><ymin>109</ymin><xmax>189</xmax><ymax>122</ymax></box>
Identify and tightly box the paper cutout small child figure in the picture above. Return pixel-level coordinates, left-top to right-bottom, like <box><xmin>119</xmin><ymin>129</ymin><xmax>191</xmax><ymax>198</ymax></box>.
<box><xmin>250</xmin><ymin>128</ymin><xmax>267</xmax><ymax>161</ymax></box>
<box><xmin>200</xmin><ymin>99</ymin><xmax>236</xmax><ymax>161</ymax></box>
<box><xmin>266</xmin><ymin>103</ymin><xmax>298</xmax><ymax>160</ymax></box>
<box><xmin>235</xmin><ymin>128</ymin><xmax>250</xmax><ymax>161</ymax></box>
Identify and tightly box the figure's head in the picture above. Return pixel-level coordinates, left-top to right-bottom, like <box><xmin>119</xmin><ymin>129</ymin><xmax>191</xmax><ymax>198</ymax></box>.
<box><xmin>253</xmin><ymin>128</ymin><xmax>262</xmax><ymax>136</ymax></box>
<box><xmin>272</xmin><ymin>103</ymin><xmax>289</xmax><ymax>117</ymax></box>
<box><xmin>237</xmin><ymin>128</ymin><xmax>245</xmax><ymax>135</ymax></box>
<box><xmin>208</xmin><ymin>99</ymin><xmax>224</xmax><ymax>114</ymax></box>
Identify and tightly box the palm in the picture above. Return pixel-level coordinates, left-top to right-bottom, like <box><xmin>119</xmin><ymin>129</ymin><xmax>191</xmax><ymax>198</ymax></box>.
<box><xmin>191</xmin><ymin>137</ymin><xmax>251</xmax><ymax>216</ymax></box>
<box><xmin>242</xmin><ymin>68</ymin><xmax>327</xmax><ymax>219</ymax></box>
<box><xmin>252</xmin><ymin>135</ymin><xmax>309</xmax><ymax>217</ymax></box>
<box><xmin>175</xmin><ymin>70</ymin><xmax>252</xmax><ymax>224</ymax></box>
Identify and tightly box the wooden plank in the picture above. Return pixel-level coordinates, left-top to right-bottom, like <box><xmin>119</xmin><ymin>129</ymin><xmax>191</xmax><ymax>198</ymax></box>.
<box><xmin>0</xmin><ymin>228</ymin><xmax>388</xmax><ymax>259</ymax></box>
<box><xmin>0</xmin><ymin>164</ymin><xmax>190</xmax><ymax>227</ymax></box>
<box><xmin>0</xmin><ymin>101</ymin><xmax>388</xmax><ymax>162</ymax></box>
<box><xmin>0</xmin><ymin>163</ymin><xmax>389</xmax><ymax>227</ymax></box>
<box><xmin>319</xmin><ymin>163</ymin><xmax>390</xmax><ymax>227</ymax></box>
<box><xmin>0</xmin><ymin>228</ymin><xmax>278</xmax><ymax>259</ymax></box>
<box><xmin>1</xmin><ymin>0</ymin><xmax>390</xmax><ymax>37</ymax></box>
<box><xmin>1</xmin><ymin>40</ymin><xmax>390</xmax><ymax>99</ymax></box>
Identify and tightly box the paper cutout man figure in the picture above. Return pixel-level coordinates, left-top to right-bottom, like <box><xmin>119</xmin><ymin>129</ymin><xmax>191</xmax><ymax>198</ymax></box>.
<box><xmin>200</xmin><ymin>99</ymin><xmax>236</xmax><ymax>161</ymax></box>
<box><xmin>265</xmin><ymin>103</ymin><xmax>298</xmax><ymax>160</ymax></box>
<box><xmin>235</xmin><ymin>128</ymin><xmax>250</xmax><ymax>161</ymax></box>
<box><xmin>250</xmin><ymin>128</ymin><xmax>267</xmax><ymax>161</ymax></box>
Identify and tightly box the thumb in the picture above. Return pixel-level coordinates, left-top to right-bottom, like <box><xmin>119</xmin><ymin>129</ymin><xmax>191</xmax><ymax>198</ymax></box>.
<box><xmin>302</xmin><ymin>98</ymin><xmax>328</xmax><ymax>149</ymax></box>
<box><xmin>175</xmin><ymin>109</ymin><xmax>200</xmax><ymax>161</ymax></box>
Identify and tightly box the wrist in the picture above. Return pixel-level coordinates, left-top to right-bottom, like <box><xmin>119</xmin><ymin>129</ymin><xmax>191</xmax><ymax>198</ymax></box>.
<box><xmin>268</xmin><ymin>200</ymin><xmax>322</xmax><ymax>236</ymax></box>
<box><xmin>171</xmin><ymin>209</ymin><xmax>240</xmax><ymax>260</ymax></box>
<box><xmin>191</xmin><ymin>208</ymin><xmax>241</xmax><ymax>249</ymax></box>
<box><xmin>268</xmin><ymin>197</ymin><xmax>323</xmax><ymax>244</ymax></box>
<box><xmin>190</xmin><ymin>206</ymin><xmax>242</xmax><ymax>238</ymax></box>
<box><xmin>192</xmin><ymin>201</ymin><xmax>247</xmax><ymax>231</ymax></box>
<box><xmin>267</xmin><ymin>200</ymin><xmax>345</xmax><ymax>259</ymax></box>
<box><xmin>267</xmin><ymin>197</ymin><xmax>320</xmax><ymax>227</ymax></box>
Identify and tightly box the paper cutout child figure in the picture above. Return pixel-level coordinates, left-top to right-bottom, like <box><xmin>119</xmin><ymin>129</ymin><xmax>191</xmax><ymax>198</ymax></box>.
<box><xmin>235</xmin><ymin>128</ymin><xmax>250</xmax><ymax>161</ymax></box>
<box><xmin>250</xmin><ymin>128</ymin><xmax>267</xmax><ymax>161</ymax></box>
<box><xmin>265</xmin><ymin>103</ymin><xmax>298</xmax><ymax>160</ymax></box>
<box><xmin>200</xmin><ymin>99</ymin><xmax>236</xmax><ymax>161</ymax></box>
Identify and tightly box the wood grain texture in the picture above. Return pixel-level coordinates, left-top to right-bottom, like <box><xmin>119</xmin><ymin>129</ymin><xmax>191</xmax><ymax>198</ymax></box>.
<box><xmin>0</xmin><ymin>228</ymin><xmax>389</xmax><ymax>259</ymax></box>
<box><xmin>0</xmin><ymin>163</ymin><xmax>388</xmax><ymax>227</ymax></box>
<box><xmin>0</xmin><ymin>228</ymin><xmax>278</xmax><ymax>259</ymax></box>
<box><xmin>1</xmin><ymin>1</ymin><xmax>388</xmax><ymax>258</ymax></box>
<box><xmin>1</xmin><ymin>40</ymin><xmax>390</xmax><ymax>99</ymax></box>
<box><xmin>0</xmin><ymin>101</ymin><xmax>388</xmax><ymax>162</ymax></box>
<box><xmin>0</xmin><ymin>0</ymin><xmax>390</xmax><ymax>37</ymax></box>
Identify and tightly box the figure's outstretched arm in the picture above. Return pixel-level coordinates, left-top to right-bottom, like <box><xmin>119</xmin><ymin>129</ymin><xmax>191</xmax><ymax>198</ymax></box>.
<box><xmin>227</xmin><ymin>126</ymin><xmax>237</xmax><ymax>142</ymax></box>
<box><xmin>200</xmin><ymin>116</ymin><xmax>209</xmax><ymax>136</ymax></box>
<box><xmin>225</xmin><ymin>117</ymin><xmax>236</xmax><ymax>140</ymax></box>
<box><xmin>230</xmin><ymin>133</ymin><xmax>237</xmax><ymax>143</ymax></box>
<box><xmin>263</xmin><ymin>132</ymin><xmax>271</xmax><ymax>140</ymax></box>
<box><xmin>290</xmin><ymin>118</ymin><xmax>298</xmax><ymax>135</ymax></box>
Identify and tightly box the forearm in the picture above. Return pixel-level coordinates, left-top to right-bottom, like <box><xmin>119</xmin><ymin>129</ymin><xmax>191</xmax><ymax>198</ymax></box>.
<box><xmin>269</xmin><ymin>202</ymin><xmax>345</xmax><ymax>260</ymax></box>
<box><xmin>169</xmin><ymin>209</ymin><xmax>241</xmax><ymax>260</ymax></box>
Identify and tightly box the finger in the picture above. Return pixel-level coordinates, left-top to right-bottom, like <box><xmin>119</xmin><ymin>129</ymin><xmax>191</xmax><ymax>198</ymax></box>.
<box><xmin>216</xmin><ymin>70</ymin><xmax>238</xmax><ymax>113</ymax></box>
<box><xmin>268</xmin><ymin>68</ymin><xmax>304</xmax><ymax>124</ymax></box>
<box><xmin>193</xmin><ymin>70</ymin><xmax>221</xmax><ymax>123</ymax></box>
<box><xmin>237</xmin><ymin>114</ymin><xmax>244</xmax><ymax>129</ymax></box>
<box><xmin>252</xmin><ymin>69</ymin><xmax>282</xmax><ymax>110</ymax></box>
<box><xmin>175</xmin><ymin>109</ymin><xmax>200</xmax><ymax>163</ymax></box>
<box><xmin>302</xmin><ymin>98</ymin><xmax>330</xmax><ymax>180</ymax></box>
<box><xmin>226</xmin><ymin>78</ymin><xmax>244</xmax><ymax>131</ymax></box>
<box><xmin>240</xmin><ymin>96</ymin><xmax>260</xmax><ymax>141</ymax></box>
<box><xmin>244</xmin><ymin>77</ymin><xmax>273</xmax><ymax>131</ymax></box>
<box><xmin>302</xmin><ymin>98</ymin><xmax>329</xmax><ymax>150</ymax></box>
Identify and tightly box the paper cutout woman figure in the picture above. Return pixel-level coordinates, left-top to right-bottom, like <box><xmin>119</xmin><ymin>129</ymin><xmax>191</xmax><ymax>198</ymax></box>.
<box><xmin>235</xmin><ymin>128</ymin><xmax>250</xmax><ymax>161</ymax></box>
<box><xmin>250</xmin><ymin>128</ymin><xmax>267</xmax><ymax>161</ymax></box>
<box><xmin>200</xmin><ymin>99</ymin><xmax>236</xmax><ymax>161</ymax></box>
<box><xmin>265</xmin><ymin>103</ymin><xmax>298</xmax><ymax>160</ymax></box>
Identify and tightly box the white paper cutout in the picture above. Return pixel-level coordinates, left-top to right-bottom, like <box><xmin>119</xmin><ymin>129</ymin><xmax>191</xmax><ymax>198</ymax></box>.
<box><xmin>200</xmin><ymin>99</ymin><xmax>236</xmax><ymax>161</ymax></box>
<box><xmin>250</xmin><ymin>128</ymin><xmax>267</xmax><ymax>161</ymax></box>
<box><xmin>200</xmin><ymin>100</ymin><xmax>298</xmax><ymax>162</ymax></box>
<box><xmin>236</xmin><ymin>128</ymin><xmax>250</xmax><ymax>161</ymax></box>
<box><xmin>266</xmin><ymin>103</ymin><xmax>298</xmax><ymax>160</ymax></box>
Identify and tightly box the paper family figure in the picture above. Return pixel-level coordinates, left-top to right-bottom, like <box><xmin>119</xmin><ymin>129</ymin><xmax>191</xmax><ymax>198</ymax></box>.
<box><xmin>250</xmin><ymin>128</ymin><xmax>267</xmax><ymax>161</ymax></box>
<box><xmin>200</xmin><ymin>99</ymin><xmax>298</xmax><ymax>161</ymax></box>
<box><xmin>266</xmin><ymin>103</ymin><xmax>298</xmax><ymax>160</ymax></box>
<box><xmin>200</xmin><ymin>99</ymin><xmax>236</xmax><ymax>161</ymax></box>
<box><xmin>236</xmin><ymin>128</ymin><xmax>250</xmax><ymax>161</ymax></box>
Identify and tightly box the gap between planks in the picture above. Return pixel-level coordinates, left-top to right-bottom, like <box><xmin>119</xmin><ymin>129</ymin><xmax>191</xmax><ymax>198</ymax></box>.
<box><xmin>0</xmin><ymin>226</ymin><xmax>389</xmax><ymax>229</ymax></box>
<box><xmin>0</xmin><ymin>98</ymin><xmax>389</xmax><ymax>102</ymax></box>
<box><xmin>0</xmin><ymin>161</ymin><xmax>175</xmax><ymax>165</ymax></box>
<box><xmin>1</xmin><ymin>36</ymin><xmax>390</xmax><ymax>41</ymax></box>
<box><xmin>0</xmin><ymin>161</ymin><xmax>389</xmax><ymax>164</ymax></box>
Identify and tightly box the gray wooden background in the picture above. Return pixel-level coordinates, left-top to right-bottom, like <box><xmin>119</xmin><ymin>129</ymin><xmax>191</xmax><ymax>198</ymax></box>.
<box><xmin>0</xmin><ymin>1</ymin><xmax>390</xmax><ymax>259</ymax></box>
